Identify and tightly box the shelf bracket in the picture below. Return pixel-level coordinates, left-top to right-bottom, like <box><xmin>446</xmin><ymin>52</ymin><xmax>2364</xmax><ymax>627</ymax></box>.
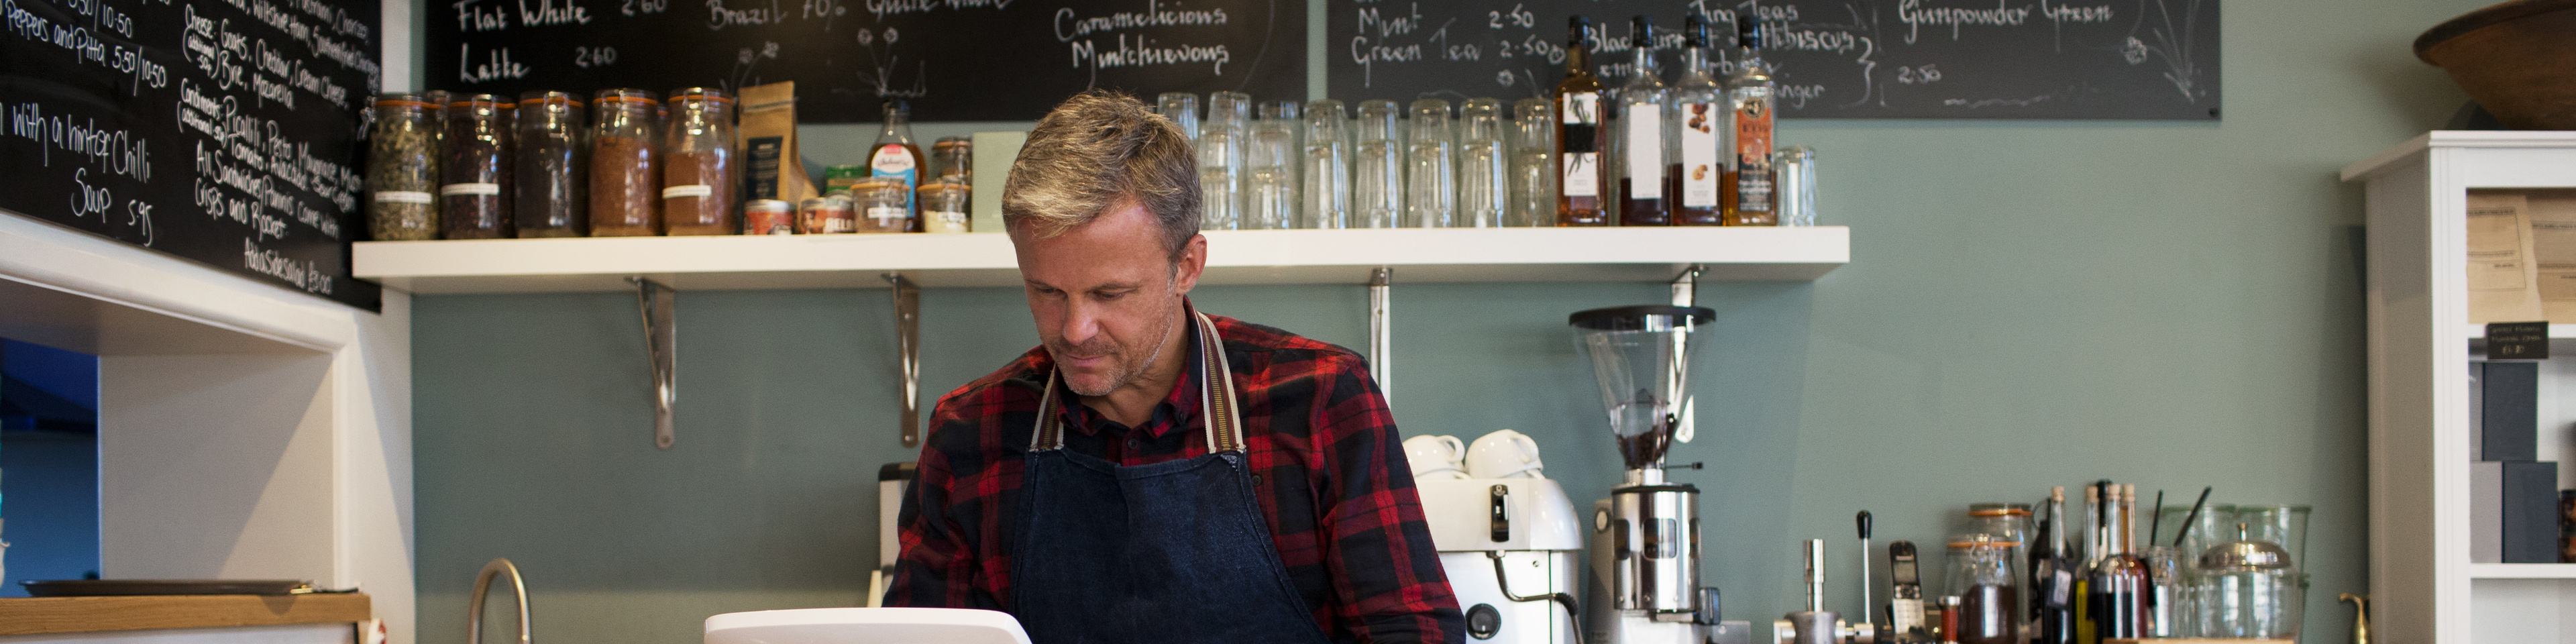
<box><xmin>885</xmin><ymin>272</ymin><xmax>923</xmax><ymax>448</ymax></box>
<box><xmin>628</xmin><ymin>276</ymin><xmax>678</xmax><ymax>450</ymax></box>
<box><xmin>1670</xmin><ymin>264</ymin><xmax>1702</xmax><ymax>307</ymax></box>
<box><xmin>1670</xmin><ymin>264</ymin><xmax>1700</xmax><ymax>444</ymax></box>
<box><xmin>1368</xmin><ymin>266</ymin><xmax>1393</xmax><ymax>407</ymax></box>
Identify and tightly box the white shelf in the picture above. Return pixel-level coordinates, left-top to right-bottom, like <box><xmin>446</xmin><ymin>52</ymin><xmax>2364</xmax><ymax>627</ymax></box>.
<box><xmin>354</xmin><ymin>227</ymin><xmax>1849</xmax><ymax>294</ymax></box>
<box><xmin>2466</xmin><ymin>324</ymin><xmax>2576</xmax><ymax>340</ymax></box>
<box><xmin>2471</xmin><ymin>564</ymin><xmax>2576</xmax><ymax>580</ymax></box>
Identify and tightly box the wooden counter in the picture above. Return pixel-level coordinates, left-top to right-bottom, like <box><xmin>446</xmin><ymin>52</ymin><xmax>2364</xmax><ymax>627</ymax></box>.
<box><xmin>0</xmin><ymin>594</ymin><xmax>370</xmax><ymax>636</ymax></box>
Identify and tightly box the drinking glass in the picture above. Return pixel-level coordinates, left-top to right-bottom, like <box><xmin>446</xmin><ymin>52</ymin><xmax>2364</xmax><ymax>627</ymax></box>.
<box><xmin>1509</xmin><ymin>99</ymin><xmax>1557</xmax><ymax>227</ymax></box>
<box><xmin>1353</xmin><ymin>100</ymin><xmax>1405</xmax><ymax>229</ymax></box>
<box><xmin>1405</xmin><ymin>99</ymin><xmax>1457</xmax><ymax>227</ymax></box>
<box><xmin>1457</xmin><ymin>98</ymin><xmax>1509</xmax><ymax>228</ymax></box>
<box><xmin>1199</xmin><ymin>91</ymin><xmax>1251</xmax><ymax>230</ymax></box>
<box><xmin>1157</xmin><ymin>93</ymin><xmax>1201</xmax><ymax>141</ymax></box>
<box><xmin>1245</xmin><ymin>101</ymin><xmax>1302</xmax><ymax>230</ymax></box>
<box><xmin>1303</xmin><ymin>100</ymin><xmax>1352</xmax><ymax>229</ymax></box>
<box><xmin>1774</xmin><ymin>146</ymin><xmax>1818</xmax><ymax>226</ymax></box>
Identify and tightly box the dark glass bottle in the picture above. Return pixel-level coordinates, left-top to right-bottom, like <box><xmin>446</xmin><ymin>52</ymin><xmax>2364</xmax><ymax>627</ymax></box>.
<box><xmin>1553</xmin><ymin>15</ymin><xmax>1609</xmax><ymax>226</ymax></box>
<box><xmin>2087</xmin><ymin>484</ymin><xmax>2150</xmax><ymax>641</ymax></box>
<box><xmin>2033</xmin><ymin>486</ymin><xmax>2078</xmax><ymax>644</ymax></box>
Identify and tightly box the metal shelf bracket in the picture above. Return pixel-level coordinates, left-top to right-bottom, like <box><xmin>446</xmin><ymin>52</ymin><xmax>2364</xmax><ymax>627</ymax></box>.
<box><xmin>1368</xmin><ymin>266</ymin><xmax>1393</xmax><ymax>406</ymax></box>
<box><xmin>628</xmin><ymin>276</ymin><xmax>678</xmax><ymax>450</ymax></box>
<box><xmin>885</xmin><ymin>272</ymin><xmax>923</xmax><ymax>447</ymax></box>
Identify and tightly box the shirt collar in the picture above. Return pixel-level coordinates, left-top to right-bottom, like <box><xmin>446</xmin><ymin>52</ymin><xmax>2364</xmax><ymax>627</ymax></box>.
<box><xmin>1057</xmin><ymin>301</ymin><xmax>1204</xmax><ymax>439</ymax></box>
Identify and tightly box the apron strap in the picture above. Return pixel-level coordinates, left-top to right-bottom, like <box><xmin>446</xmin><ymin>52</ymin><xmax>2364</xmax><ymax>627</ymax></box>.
<box><xmin>1029</xmin><ymin>311</ymin><xmax>1246</xmax><ymax>453</ymax></box>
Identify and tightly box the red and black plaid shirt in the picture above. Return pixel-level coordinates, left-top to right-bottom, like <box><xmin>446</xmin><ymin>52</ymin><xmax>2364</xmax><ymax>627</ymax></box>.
<box><xmin>887</xmin><ymin>305</ymin><xmax>1462</xmax><ymax>644</ymax></box>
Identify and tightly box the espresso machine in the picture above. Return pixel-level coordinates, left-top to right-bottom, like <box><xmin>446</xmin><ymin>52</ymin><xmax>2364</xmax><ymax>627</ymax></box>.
<box><xmin>1568</xmin><ymin>306</ymin><xmax>1733</xmax><ymax>644</ymax></box>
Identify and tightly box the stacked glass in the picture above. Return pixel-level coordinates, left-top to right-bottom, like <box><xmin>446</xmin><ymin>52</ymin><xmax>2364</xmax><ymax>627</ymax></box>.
<box><xmin>1199</xmin><ymin>91</ymin><xmax>1251</xmax><ymax>230</ymax></box>
<box><xmin>1352</xmin><ymin>100</ymin><xmax>1405</xmax><ymax>229</ymax></box>
<box><xmin>1456</xmin><ymin>98</ymin><xmax>1510</xmax><ymax>228</ymax></box>
<box><xmin>1245</xmin><ymin>101</ymin><xmax>1302</xmax><ymax>230</ymax></box>
<box><xmin>1157</xmin><ymin>93</ymin><xmax>1201</xmax><ymax>141</ymax></box>
<box><xmin>1302</xmin><ymin>100</ymin><xmax>1352</xmax><ymax>229</ymax></box>
<box><xmin>1509</xmin><ymin>99</ymin><xmax>1557</xmax><ymax>227</ymax></box>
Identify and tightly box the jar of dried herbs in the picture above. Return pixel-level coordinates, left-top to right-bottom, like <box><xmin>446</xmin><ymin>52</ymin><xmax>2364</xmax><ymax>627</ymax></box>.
<box><xmin>661</xmin><ymin>87</ymin><xmax>737</xmax><ymax>235</ymax></box>
<box><xmin>441</xmin><ymin>95</ymin><xmax>515</xmax><ymax>239</ymax></box>
<box><xmin>590</xmin><ymin>89</ymin><xmax>662</xmax><ymax>236</ymax></box>
<box><xmin>367</xmin><ymin>94</ymin><xmax>440</xmax><ymax>241</ymax></box>
<box><xmin>515</xmin><ymin>91</ymin><xmax>588</xmax><ymax>237</ymax></box>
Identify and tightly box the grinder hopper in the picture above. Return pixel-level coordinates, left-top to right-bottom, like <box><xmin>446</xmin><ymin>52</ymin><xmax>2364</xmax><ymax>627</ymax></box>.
<box><xmin>1568</xmin><ymin>305</ymin><xmax>1713</xmax><ymax>470</ymax></box>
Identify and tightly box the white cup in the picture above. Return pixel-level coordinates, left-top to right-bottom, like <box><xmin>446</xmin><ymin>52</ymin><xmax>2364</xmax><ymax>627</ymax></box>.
<box><xmin>1466</xmin><ymin>429</ymin><xmax>1544</xmax><ymax>479</ymax></box>
<box><xmin>1403</xmin><ymin>435</ymin><xmax>1469</xmax><ymax>480</ymax></box>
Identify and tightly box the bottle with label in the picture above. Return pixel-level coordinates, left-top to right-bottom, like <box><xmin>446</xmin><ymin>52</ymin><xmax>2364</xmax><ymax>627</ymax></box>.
<box><xmin>870</xmin><ymin>99</ymin><xmax>927</xmax><ymax>232</ymax></box>
<box><xmin>441</xmin><ymin>94</ymin><xmax>515</xmax><ymax>239</ymax></box>
<box><xmin>2088</xmin><ymin>484</ymin><xmax>2150</xmax><ymax>641</ymax></box>
<box><xmin>1615</xmin><ymin>15</ymin><xmax>1668</xmax><ymax>226</ymax></box>
<box><xmin>1667</xmin><ymin>15</ymin><xmax>1723</xmax><ymax>226</ymax></box>
<box><xmin>1554</xmin><ymin>15</ymin><xmax>1609</xmax><ymax>226</ymax></box>
<box><xmin>2033</xmin><ymin>487</ymin><xmax>2078</xmax><ymax>644</ymax></box>
<box><xmin>1721</xmin><ymin>18</ymin><xmax>1776</xmax><ymax>226</ymax></box>
<box><xmin>661</xmin><ymin>87</ymin><xmax>737</xmax><ymax>235</ymax></box>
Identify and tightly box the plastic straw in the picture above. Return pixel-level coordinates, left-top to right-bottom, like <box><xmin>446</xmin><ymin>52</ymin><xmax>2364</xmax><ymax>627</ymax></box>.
<box><xmin>2174</xmin><ymin>486</ymin><xmax>2213</xmax><ymax>548</ymax></box>
<box><xmin>2149</xmin><ymin>489</ymin><xmax>2165</xmax><ymax>545</ymax></box>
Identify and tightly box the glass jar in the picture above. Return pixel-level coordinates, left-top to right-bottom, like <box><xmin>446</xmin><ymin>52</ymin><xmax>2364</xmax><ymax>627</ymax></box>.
<box><xmin>1405</xmin><ymin>99</ymin><xmax>1456</xmax><ymax>228</ymax></box>
<box><xmin>918</xmin><ymin>180</ymin><xmax>971</xmax><ymax>233</ymax></box>
<box><xmin>744</xmin><ymin>199</ymin><xmax>796</xmax><ymax>235</ymax></box>
<box><xmin>853</xmin><ymin>177</ymin><xmax>914</xmax><ymax>233</ymax></box>
<box><xmin>1966</xmin><ymin>502</ymin><xmax>2034</xmax><ymax>578</ymax></box>
<box><xmin>932</xmin><ymin>136</ymin><xmax>972</xmax><ymax>182</ymax></box>
<box><xmin>1157</xmin><ymin>93</ymin><xmax>1201</xmax><ymax>141</ymax></box>
<box><xmin>800</xmin><ymin>195</ymin><xmax>856</xmax><ymax>234</ymax></box>
<box><xmin>2194</xmin><ymin>524</ymin><xmax>2300</xmax><ymax>640</ymax></box>
<box><xmin>2141</xmin><ymin>544</ymin><xmax>2192</xmax><ymax>637</ymax></box>
<box><xmin>588</xmin><ymin>89</ymin><xmax>661</xmax><ymax>236</ymax></box>
<box><xmin>1774</xmin><ymin>146</ymin><xmax>1817</xmax><ymax>227</ymax></box>
<box><xmin>1944</xmin><ymin>535</ymin><xmax>2019</xmax><ymax>644</ymax></box>
<box><xmin>1352</xmin><ymin>99</ymin><xmax>1405</xmax><ymax>229</ymax></box>
<box><xmin>515</xmin><ymin>91</ymin><xmax>587</xmax><ymax>237</ymax></box>
<box><xmin>367</xmin><ymin>93</ymin><xmax>441</xmax><ymax>241</ymax></box>
<box><xmin>440</xmin><ymin>95</ymin><xmax>514</xmax><ymax>239</ymax></box>
<box><xmin>662</xmin><ymin>87</ymin><xmax>737</xmax><ymax>235</ymax></box>
<box><xmin>1509</xmin><ymin>98</ymin><xmax>1557</xmax><ymax>227</ymax></box>
<box><xmin>1301</xmin><ymin>99</ymin><xmax>1351</xmax><ymax>229</ymax></box>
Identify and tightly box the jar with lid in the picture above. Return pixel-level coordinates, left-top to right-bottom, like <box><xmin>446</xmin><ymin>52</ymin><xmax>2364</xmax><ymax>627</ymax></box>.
<box><xmin>589</xmin><ymin>89</ymin><xmax>661</xmax><ymax>236</ymax></box>
<box><xmin>932</xmin><ymin>136</ymin><xmax>973</xmax><ymax>182</ymax></box>
<box><xmin>662</xmin><ymin>87</ymin><xmax>737</xmax><ymax>235</ymax></box>
<box><xmin>1944</xmin><ymin>535</ymin><xmax>2018</xmax><ymax>644</ymax></box>
<box><xmin>918</xmin><ymin>180</ymin><xmax>971</xmax><ymax>233</ymax></box>
<box><xmin>852</xmin><ymin>177</ymin><xmax>915</xmax><ymax>233</ymax></box>
<box><xmin>441</xmin><ymin>95</ymin><xmax>514</xmax><ymax>239</ymax></box>
<box><xmin>2193</xmin><ymin>523</ymin><xmax>2300</xmax><ymax>640</ymax></box>
<box><xmin>367</xmin><ymin>93</ymin><xmax>441</xmax><ymax>240</ymax></box>
<box><xmin>515</xmin><ymin>91</ymin><xmax>588</xmax><ymax>237</ymax></box>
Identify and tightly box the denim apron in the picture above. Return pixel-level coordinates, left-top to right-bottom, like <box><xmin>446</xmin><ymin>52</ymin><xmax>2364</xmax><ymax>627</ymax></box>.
<box><xmin>1010</xmin><ymin>312</ymin><xmax>1338</xmax><ymax>644</ymax></box>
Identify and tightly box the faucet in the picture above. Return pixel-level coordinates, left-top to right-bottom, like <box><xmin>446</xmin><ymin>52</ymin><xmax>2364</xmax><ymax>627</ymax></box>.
<box><xmin>470</xmin><ymin>558</ymin><xmax>532</xmax><ymax>644</ymax></box>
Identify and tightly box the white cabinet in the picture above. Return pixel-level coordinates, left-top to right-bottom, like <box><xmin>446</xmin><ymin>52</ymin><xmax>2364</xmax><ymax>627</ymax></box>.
<box><xmin>2346</xmin><ymin>131</ymin><xmax>2576</xmax><ymax>643</ymax></box>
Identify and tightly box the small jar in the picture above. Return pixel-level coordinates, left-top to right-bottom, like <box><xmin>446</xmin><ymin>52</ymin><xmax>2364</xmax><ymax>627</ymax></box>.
<box><xmin>441</xmin><ymin>95</ymin><xmax>514</xmax><ymax>239</ymax></box>
<box><xmin>932</xmin><ymin>136</ymin><xmax>973</xmax><ymax>182</ymax></box>
<box><xmin>661</xmin><ymin>87</ymin><xmax>737</xmax><ymax>235</ymax></box>
<box><xmin>799</xmin><ymin>195</ymin><xmax>857</xmax><ymax>234</ymax></box>
<box><xmin>1965</xmin><ymin>502</ymin><xmax>2033</xmax><ymax>582</ymax></box>
<box><xmin>1943</xmin><ymin>535</ymin><xmax>2018</xmax><ymax>644</ymax></box>
<box><xmin>853</xmin><ymin>178</ymin><xmax>914</xmax><ymax>233</ymax></box>
<box><xmin>918</xmin><ymin>180</ymin><xmax>971</xmax><ymax>233</ymax></box>
<box><xmin>515</xmin><ymin>91</ymin><xmax>588</xmax><ymax>237</ymax></box>
<box><xmin>2194</xmin><ymin>525</ymin><xmax>2300</xmax><ymax>640</ymax></box>
<box><xmin>366</xmin><ymin>93</ymin><xmax>441</xmax><ymax>241</ymax></box>
<box><xmin>589</xmin><ymin>89</ymin><xmax>661</xmax><ymax>236</ymax></box>
<box><xmin>744</xmin><ymin>199</ymin><xmax>796</xmax><ymax>235</ymax></box>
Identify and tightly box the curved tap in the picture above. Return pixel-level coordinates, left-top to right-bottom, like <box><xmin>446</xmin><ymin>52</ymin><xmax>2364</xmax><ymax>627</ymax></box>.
<box><xmin>469</xmin><ymin>558</ymin><xmax>532</xmax><ymax>644</ymax></box>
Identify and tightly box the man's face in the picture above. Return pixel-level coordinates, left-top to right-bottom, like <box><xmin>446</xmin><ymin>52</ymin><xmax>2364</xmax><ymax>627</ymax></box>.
<box><xmin>1012</xmin><ymin>202</ymin><xmax>1205</xmax><ymax>397</ymax></box>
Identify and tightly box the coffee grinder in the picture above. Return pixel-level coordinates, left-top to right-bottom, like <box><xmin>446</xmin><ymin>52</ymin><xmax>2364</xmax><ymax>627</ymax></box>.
<box><xmin>1570</xmin><ymin>306</ymin><xmax>1726</xmax><ymax>644</ymax></box>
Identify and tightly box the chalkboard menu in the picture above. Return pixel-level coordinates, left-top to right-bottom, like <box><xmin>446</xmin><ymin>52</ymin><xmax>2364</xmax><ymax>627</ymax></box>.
<box><xmin>427</xmin><ymin>0</ymin><xmax>1306</xmax><ymax>123</ymax></box>
<box><xmin>1331</xmin><ymin>0</ymin><xmax>2218</xmax><ymax>119</ymax></box>
<box><xmin>0</xmin><ymin>0</ymin><xmax>382</xmax><ymax>309</ymax></box>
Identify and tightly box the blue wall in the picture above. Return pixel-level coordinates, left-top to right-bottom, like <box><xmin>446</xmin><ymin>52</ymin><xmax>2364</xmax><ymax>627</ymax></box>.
<box><xmin>1</xmin><ymin>339</ymin><xmax>102</xmax><ymax>597</ymax></box>
<box><xmin>413</xmin><ymin>0</ymin><xmax>2491</xmax><ymax>641</ymax></box>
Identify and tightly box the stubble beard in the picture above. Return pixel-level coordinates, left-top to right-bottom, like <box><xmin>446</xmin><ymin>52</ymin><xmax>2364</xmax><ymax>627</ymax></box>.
<box><xmin>1057</xmin><ymin>301</ymin><xmax>1182</xmax><ymax>398</ymax></box>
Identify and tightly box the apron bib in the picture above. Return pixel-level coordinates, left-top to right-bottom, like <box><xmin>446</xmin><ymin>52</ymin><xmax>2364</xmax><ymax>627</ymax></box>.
<box><xmin>1009</xmin><ymin>312</ymin><xmax>1336</xmax><ymax>644</ymax></box>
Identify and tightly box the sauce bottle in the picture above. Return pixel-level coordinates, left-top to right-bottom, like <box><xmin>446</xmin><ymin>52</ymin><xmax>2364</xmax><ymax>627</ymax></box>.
<box><xmin>871</xmin><ymin>99</ymin><xmax>926</xmax><ymax>232</ymax></box>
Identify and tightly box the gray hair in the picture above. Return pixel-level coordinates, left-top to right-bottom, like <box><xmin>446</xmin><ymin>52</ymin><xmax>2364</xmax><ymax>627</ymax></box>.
<box><xmin>1001</xmin><ymin>91</ymin><xmax>1200</xmax><ymax>263</ymax></box>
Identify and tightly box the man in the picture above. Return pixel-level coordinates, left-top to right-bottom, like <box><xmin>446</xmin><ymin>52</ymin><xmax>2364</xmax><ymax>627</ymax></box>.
<box><xmin>885</xmin><ymin>91</ymin><xmax>1463</xmax><ymax>644</ymax></box>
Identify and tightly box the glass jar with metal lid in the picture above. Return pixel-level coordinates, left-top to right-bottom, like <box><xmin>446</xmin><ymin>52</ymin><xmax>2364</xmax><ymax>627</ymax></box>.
<box><xmin>515</xmin><ymin>91</ymin><xmax>588</xmax><ymax>237</ymax></box>
<box><xmin>367</xmin><ymin>93</ymin><xmax>441</xmax><ymax>241</ymax></box>
<box><xmin>441</xmin><ymin>95</ymin><xmax>515</xmax><ymax>239</ymax></box>
<box><xmin>662</xmin><ymin>87</ymin><xmax>737</xmax><ymax>235</ymax></box>
<box><xmin>589</xmin><ymin>89</ymin><xmax>661</xmax><ymax>236</ymax></box>
<box><xmin>2193</xmin><ymin>523</ymin><xmax>2300</xmax><ymax>639</ymax></box>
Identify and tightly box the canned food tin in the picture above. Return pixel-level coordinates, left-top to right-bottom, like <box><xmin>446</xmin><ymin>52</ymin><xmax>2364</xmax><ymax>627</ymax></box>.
<box><xmin>745</xmin><ymin>199</ymin><xmax>796</xmax><ymax>235</ymax></box>
<box><xmin>800</xmin><ymin>196</ymin><xmax>857</xmax><ymax>234</ymax></box>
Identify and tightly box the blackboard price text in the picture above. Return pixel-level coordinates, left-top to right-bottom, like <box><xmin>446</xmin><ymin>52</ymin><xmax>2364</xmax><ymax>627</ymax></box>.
<box><xmin>624</xmin><ymin>0</ymin><xmax>671</xmax><ymax>16</ymax></box>
<box><xmin>575</xmin><ymin>45</ymin><xmax>619</xmax><ymax>67</ymax></box>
